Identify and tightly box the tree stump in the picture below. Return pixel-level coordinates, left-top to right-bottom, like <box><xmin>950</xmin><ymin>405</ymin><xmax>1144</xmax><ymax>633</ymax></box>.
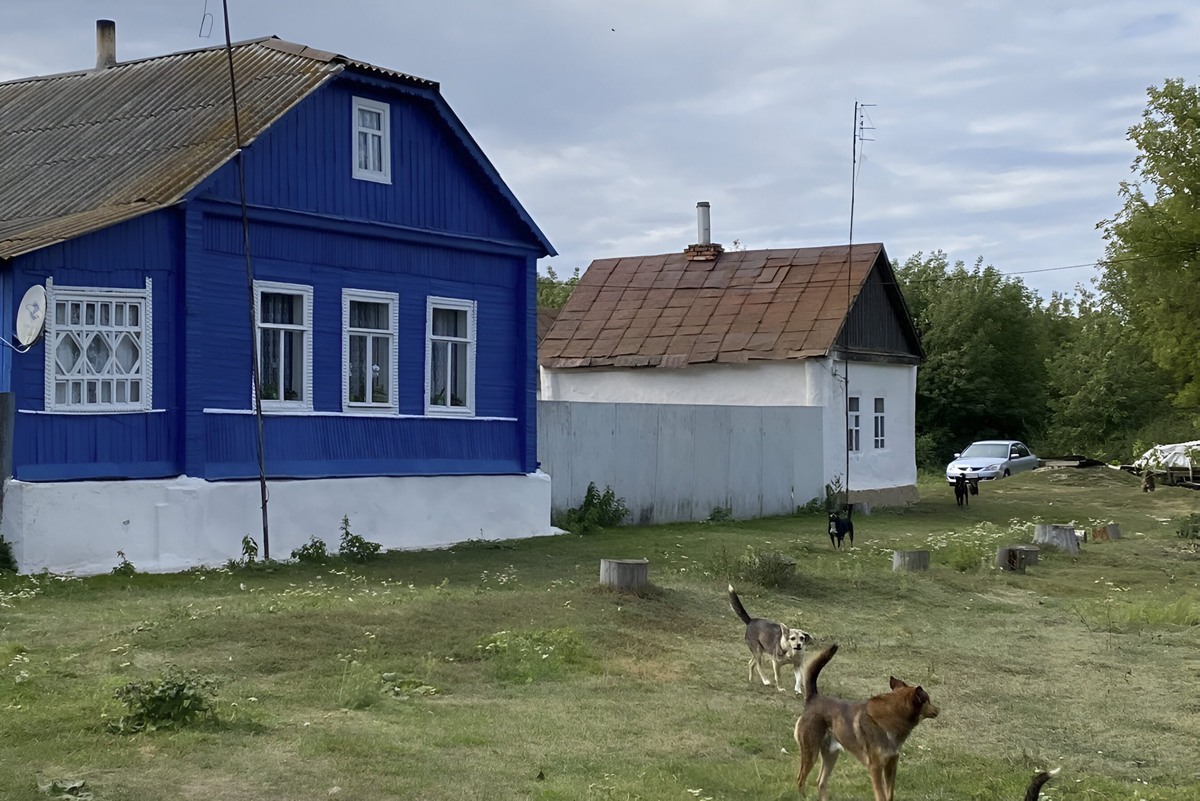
<box><xmin>892</xmin><ymin>550</ymin><xmax>930</xmax><ymax>572</ymax></box>
<box><xmin>1013</xmin><ymin>545</ymin><xmax>1040</xmax><ymax>565</ymax></box>
<box><xmin>1033</xmin><ymin>524</ymin><xmax>1079</xmax><ymax>555</ymax></box>
<box><xmin>599</xmin><ymin>558</ymin><xmax>649</xmax><ymax>592</ymax></box>
<box><xmin>996</xmin><ymin>545</ymin><xmax>1038</xmax><ymax>573</ymax></box>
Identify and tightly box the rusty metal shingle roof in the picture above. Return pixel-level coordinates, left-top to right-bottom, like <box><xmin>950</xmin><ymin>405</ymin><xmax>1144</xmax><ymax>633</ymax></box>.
<box><xmin>0</xmin><ymin>37</ymin><xmax>435</xmax><ymax>259</ymax></box>
<box><xmin>539</xmin><ymin>244</ymin><xmax>883</xmax><ymax>369</ymax></box>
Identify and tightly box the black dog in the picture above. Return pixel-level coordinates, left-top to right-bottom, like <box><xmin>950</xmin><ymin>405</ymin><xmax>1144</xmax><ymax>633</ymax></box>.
<box><xmin>828</xmin><ymin>507</ymin><xmax>854</xmax><ymax>548</ymax></box>
<box><xmin>1024</xmin><ymin>767</ymin><xmax>1060</xmax><ymax>801</ymax></box>
<box><xmin>954</xmin><ymin>473</ymin><xmax>969</xmax><ymax>507</ymax></box>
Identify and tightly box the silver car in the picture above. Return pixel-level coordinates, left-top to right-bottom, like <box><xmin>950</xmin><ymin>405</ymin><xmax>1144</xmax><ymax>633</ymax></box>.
<box><xmin>945</xmin><ymin>440</ymin><xmax>1038</xmax><ymax>484</ymax></box>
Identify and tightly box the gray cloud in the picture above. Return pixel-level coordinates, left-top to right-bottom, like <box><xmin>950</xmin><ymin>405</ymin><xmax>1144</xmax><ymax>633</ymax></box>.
<box><xmin>4</xmin><ymin>0</ymin><xmax>1196</xmax><ymax>300</ymax></box>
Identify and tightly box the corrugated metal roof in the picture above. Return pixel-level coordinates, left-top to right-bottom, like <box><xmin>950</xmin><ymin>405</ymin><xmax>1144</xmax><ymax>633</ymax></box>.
<box><xmin>539</xmin><ymin>244</ymin><xmax>884</xmax><ymax>369</ymax></box>
<box><xmin>0</xmin><ymin>37</ymin><xmax>438</xmax><ymax>259</ymax></box>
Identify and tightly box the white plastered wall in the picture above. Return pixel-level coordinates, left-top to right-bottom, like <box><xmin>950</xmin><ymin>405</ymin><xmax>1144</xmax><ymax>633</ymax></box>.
<box><xmin>542</xmin><ymin>357</ymin><xmax>917</xmax><ymax>498</ymax></box>
<box><xmin>810</xmin><ymin>358</ymin><xmax>918</xmax><ymax>495</ymax></box>
<box><xmin>540</xmin><ymin>361</ymin><xmax>809</xmax><ymax>405</ymax></box>
<box><xmin>2</xmin><ymin>471</ymin><xmax>553</xmax><ymax>576</ymax></box>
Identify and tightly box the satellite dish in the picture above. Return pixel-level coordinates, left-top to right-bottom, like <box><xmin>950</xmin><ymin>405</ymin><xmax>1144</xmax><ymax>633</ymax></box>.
<box><xmin>16</xmin><ymin>284</ymin><xmax>47</xmax><ymax>347</ymax></box>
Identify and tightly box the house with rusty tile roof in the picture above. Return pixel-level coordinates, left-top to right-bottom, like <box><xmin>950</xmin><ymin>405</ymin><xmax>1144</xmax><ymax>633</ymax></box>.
<box><xmin>539</xmin><ymin>204</ymin><xmax>923</xmax><ymax>509</ymax></box>
<box><xmin>0</xmin><ymin>21</ymin><xmax>555</xmax><ymax>574</ymax></box>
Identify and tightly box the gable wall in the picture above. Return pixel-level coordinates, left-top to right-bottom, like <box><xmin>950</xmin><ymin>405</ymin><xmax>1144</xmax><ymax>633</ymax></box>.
<box><xmin>195</xmin><ymin>77</ymin><xmax>533</xmax><ymax>247</ymax></box>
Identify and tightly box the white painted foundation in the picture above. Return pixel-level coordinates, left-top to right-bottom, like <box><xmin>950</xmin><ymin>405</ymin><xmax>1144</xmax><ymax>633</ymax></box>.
<box><xmin>2</xmin><ymin>471</ymin><xmax>554</xmax><ymax>576</ymax></box>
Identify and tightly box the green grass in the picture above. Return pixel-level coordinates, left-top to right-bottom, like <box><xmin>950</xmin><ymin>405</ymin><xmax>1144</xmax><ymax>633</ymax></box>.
<box><xmin>2</xmin><ymin>467</ymin><xmax>1199</xmax><ymax>799</ymax></box>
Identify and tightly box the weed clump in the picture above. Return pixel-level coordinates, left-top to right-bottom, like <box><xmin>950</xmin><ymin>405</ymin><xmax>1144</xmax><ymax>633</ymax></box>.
<box><xmin>556</xmin><ymin>483</ymin><xmax>628</xmax><ymax>534</ymax></box>
<box><xmin>709</xmin><ymin>546</ymin><xmax>796</xmax><ymax>589</ymax></box>
<box><xmin>109</xmin><ymin>666</ymin><xmax>218</xmax><ymax>733</ymax></box>
<box><xmin>338</xmin><ymin>515</ymin><xmax>382</xmax><ymax>562</ymax></box>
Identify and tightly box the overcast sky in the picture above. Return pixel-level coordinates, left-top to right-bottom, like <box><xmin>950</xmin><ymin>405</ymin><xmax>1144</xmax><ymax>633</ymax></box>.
<box><xmin>3</xmin><ymin>1</ymin><xmax>1196</xmax><ymax>300</ymax></box>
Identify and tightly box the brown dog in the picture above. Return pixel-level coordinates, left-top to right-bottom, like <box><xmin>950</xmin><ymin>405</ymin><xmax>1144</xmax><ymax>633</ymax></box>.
<box><xmin>794</xmin><ymin>644</ymin><xmax>939</xmax><ymax>801</ymax></box>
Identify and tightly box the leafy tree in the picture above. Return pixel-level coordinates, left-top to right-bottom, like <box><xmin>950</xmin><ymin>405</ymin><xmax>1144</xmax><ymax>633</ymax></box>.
<box><xmin>1100</xmin><ymin>78</ymin><xmax>1200</xmax><ymax>406</ymax></box>
<box><xmin>895</xmin><ymin>251</ymin><xmax>1049</xmax><ymax>467</ymax></box>
<box><xmin>536</xmin><ymin>266</ymin><xmax>580</xmax><ymax>309</ymax></box>
<box><xmin>1041</xmin><ymin>288</ymin><xmax>1178</xmax><ymax>461</ymax></box>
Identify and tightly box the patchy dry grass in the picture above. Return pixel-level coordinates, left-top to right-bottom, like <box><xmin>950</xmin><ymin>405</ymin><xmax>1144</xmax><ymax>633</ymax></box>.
<box><xmin>1</xmin><ymin>466</ymin><xmax>1198</xmax><ymax>800</ymax></box>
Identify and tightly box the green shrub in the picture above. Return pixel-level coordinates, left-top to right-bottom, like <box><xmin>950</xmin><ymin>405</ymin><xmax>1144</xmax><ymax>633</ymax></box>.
<box><xmin>108</xmin><ymin>666</ymin><xmax>218</xmax><ymax>733</ymax></box>
<box><xmin>241</xmin><ymin>535</ymin><xmax>259</xmax><ymax>564</ymax></box>
<box><xmin>290</xmin><ymin>536</ymin><xmax>329</xmax><ymax>564</ymax></box>
<box><xmin>555</xmin><ymin>482</ymin><xmax>628</xmax><ymax>534</ymax></box>
<box><xmin>706</xmin><ymin>506</ymin><xmax>733</xmax><ymax>523</ymax></box>
<box><xmin>0</xmin><ymin>534</ymin><xmax>17</xmax><ymax>573</ymax></box>
<box><xmin>110</xmin><ymin>550</ymin><xmax>137</xmax><ymax>577</ymax></box>
<box><xmin>338</xmin><ymin>516</ymin><xmax>382</xmax><ymax>562</ymax></box>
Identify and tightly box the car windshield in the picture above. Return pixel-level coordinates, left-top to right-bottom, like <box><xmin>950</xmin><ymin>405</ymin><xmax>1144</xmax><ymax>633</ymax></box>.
<box><xmin>960</xmin><ymin>443</ymin><xmax>1011</xmax><ymax>459</ymax></box>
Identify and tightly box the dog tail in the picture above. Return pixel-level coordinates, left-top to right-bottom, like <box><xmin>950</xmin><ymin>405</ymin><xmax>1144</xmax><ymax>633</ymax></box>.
<box><xmin>1023</xmin><ymin>767</ymin><xmax>1060</xmax><ymax>801</ymax></box>
<box><xmin>803</xmin><ymin>643</ymin><xmax>838</xmax><ymax>704</ymax></box>
<box><xmin>727</xmin><ymin>584</ymin><xmax>753</xmax><ymax>625</ymax></box>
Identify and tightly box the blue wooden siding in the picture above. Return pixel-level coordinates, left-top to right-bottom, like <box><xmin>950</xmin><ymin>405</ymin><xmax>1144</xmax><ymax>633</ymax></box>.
<box><xmin>9</xmin><ymin>69</ymin><xmax>546</xmax><ymax>483</ymax></box>
<box><xmin>195</xmin><ymin>77</ymin><xmax>535</xmax><ymax>248</ymax></box>
<box><xmin>9</xmin><ymin>211</ymin><xmax>183</xmax><ymax>480</ymax></box>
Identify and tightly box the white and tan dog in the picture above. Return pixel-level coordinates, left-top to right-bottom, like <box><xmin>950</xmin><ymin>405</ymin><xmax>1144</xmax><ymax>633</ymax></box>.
<box><xmin>727</xmin><ymin>584</ymin><xmax>813</xmax><ymax>693</ymax></box>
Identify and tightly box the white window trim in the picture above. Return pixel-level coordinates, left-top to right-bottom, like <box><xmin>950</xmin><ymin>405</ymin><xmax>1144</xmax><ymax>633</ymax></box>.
<box><xmin>847</xmin><ymin>395</ymin><xmax>861</xmax><ymax>453</ymax></box>
<box><xmin>253</xmin><ymin>280</ymin><xmax>314</xmax><ymax>412</ymax></box>
<box><xmin>43</xmin><ymin>277</ymin><xmax>153</xmax><ymax>414</ymax></box>
<box><xmin>352</xmin><ymin>96</ymin><xmax>392</xmax><ymax>184</ymax></box>
<box><xmin>342</xmin><ymin>288</ymin><xmax>399</xmax><ymax>414</ymax></box>
<box><xmin>424</xmin><ymin>296</ymin><xmax>477</xmax><ymax>417</ymax></box>
<box><xmin>873</xmin><ymin>396</ymin><xmax>886</xmax><ymax>450</ymax></box>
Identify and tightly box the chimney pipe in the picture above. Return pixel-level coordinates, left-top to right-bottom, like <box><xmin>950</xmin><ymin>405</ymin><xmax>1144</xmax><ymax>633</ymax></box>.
<box><xmin>696</xmin><ymin>201</ymin><xmax>711</xmax><ymax>246</ymax></box>
<box><xmin>95</xmin><ymin>20</ymin><xmax>117</xmax><ymax>69</ymax></box>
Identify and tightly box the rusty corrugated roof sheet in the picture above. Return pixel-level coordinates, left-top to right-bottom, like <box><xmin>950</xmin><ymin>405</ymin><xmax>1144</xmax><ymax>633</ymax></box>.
<box><xmin>0</xmin><ymin>37</ymin><xmax>436</xmax><ymax>259</ymax></box>
<box><xmin>539</xmin><ymin>244</ymin><xmax>882</xmax><ymax>369</ymax></box>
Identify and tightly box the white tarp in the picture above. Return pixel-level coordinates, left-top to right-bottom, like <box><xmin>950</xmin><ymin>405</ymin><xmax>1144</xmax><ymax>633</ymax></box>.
<box><xmin>1134</xmin><ymin>440</ymin><xmax>1200</xmax><ymax>471</ymax></box>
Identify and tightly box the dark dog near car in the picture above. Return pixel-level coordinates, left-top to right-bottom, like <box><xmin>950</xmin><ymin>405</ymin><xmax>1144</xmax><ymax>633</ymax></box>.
<box><xmin>953</xmin><ymin>473</ymin><xmax>969</xmax><ymax>507</ymax></box>
<box><xmin>828</xmin><ymin>507</ymin><xmax>854</xmax><ymax>549</ymax></box>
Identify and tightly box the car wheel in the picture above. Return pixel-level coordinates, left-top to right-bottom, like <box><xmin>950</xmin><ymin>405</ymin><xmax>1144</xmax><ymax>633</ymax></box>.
<box><xmin>1003</xmin><ymin>469</ymin><xmax>1011</xmax><ymax>478</ymax></box>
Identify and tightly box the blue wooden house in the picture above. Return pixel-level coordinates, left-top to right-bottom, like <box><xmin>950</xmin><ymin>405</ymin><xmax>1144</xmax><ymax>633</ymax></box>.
<box><xmin>0</xmin><ymin>24</ymin><xmax>555</xmax><ymax>574</ymax></box>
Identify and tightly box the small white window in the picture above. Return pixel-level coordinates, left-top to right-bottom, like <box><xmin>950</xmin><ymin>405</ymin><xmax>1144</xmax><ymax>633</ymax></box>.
<box><xmin>343</xmin><ymin>289</ymin><xmax>398</xmax><ymax>412</ymax></box>
<box><xmin>847</xmin><ymin>396</ymin><xmax>861</xmax><ymax>453</ymax></box>
<box><xmin>254</xmin><ymin>280</ymin><xmax>313</xmax><ymax>410</ymax></box>
<box><xmin>425</xmin><ymin>296</ymin><xmax>476</xmax><ymax>416</ymax></box>
<box><xmin>44</xmin><ymin>278</ymin><xmax>153</xmax><ymax>412</ymax></box>
<box><xmin>352</xmin><ymin>96</ymin><xmax>391</xmax><ymax>183</ymax></box>
<box><xmin>873</xmin><ymin>397</ymin><xmax>886</xmax><ymax>449</ymax></box>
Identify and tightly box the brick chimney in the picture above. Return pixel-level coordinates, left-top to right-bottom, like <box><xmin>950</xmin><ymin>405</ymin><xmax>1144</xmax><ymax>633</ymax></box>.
<box><xmin>95</xmin><ymin>20</ymin><xmax>117</xmax><ymax>69</ymax></box>
<box><xmin>684</xmin><ymin>201</ymin><xmax>724</xmax><ymax>261</ymax></box>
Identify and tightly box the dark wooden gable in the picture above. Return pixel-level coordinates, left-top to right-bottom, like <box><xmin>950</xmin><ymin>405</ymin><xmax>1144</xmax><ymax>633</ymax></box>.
<box><xmin>836</xmin><ymin>248</ymin><xmax>923</xmax><ymax>363</ymax></box>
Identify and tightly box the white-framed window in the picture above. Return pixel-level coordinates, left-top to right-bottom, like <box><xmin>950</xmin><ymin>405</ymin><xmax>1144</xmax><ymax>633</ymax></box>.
<box><xmin>254</xmin><ymin>280</ymin><xmax>313</xmax><ymax>411</ymax></box>
<box><xmin>342</xmin><ymin>288</ymin><xmax>398</xmax><ymax>412</ymax></box>
<box><xmin>425</xmin><ymin>296</ymin><xmax>476</xmax><ymax>416</ymax></box>
<box><xmin>44</xmin><ymin>278</ymin><xmax>152</xmax><ymax>412</ymax></box>
<box><xmin>847</xmin><ymin>396</ymin><xmax>861</xmax><ymax>452</ymax></box>
<box><xmin>873</xmin><ymin>397</ymin><xmax>886</xmax><ymax>449</ymax></box>
<box><xmin>352</xmin><ymin>96</ymin><xmax>391</xmax><ymax>183</ymax></box>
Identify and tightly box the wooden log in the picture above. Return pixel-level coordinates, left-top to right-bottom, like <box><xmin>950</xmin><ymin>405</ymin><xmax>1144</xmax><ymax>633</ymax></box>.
<box><xmin>996</xmin><ymin>545</ymin><xmax>1039</xmax><ymax>573</ymax></box>
<box><xmin>599</xmin><ymin>558</ymin><xmax>649</xmax><ymax>592</ymax></box>
<box><xmin>1033</xmin><ymin>523</ymin><xmax>1080</xmax><ymax>555</ymax></box>
<box><xmin>892</xmin><ymin>550</ymin><xmax>930</xmax><ymax>572</ymax></box>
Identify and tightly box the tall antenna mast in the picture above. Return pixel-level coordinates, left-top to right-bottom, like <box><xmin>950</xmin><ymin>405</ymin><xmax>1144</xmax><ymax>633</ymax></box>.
<box><xmin>845</xmin><ymin>101</ymin><xmax>875</xmax><ymax>512</ymax></box>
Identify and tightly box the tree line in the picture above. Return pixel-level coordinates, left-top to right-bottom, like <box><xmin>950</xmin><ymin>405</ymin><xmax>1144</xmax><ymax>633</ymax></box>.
<box><xmin>539</xmin><ymin>78</ymin><xmax>1200</xmax><ymax>468</ymax></box>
